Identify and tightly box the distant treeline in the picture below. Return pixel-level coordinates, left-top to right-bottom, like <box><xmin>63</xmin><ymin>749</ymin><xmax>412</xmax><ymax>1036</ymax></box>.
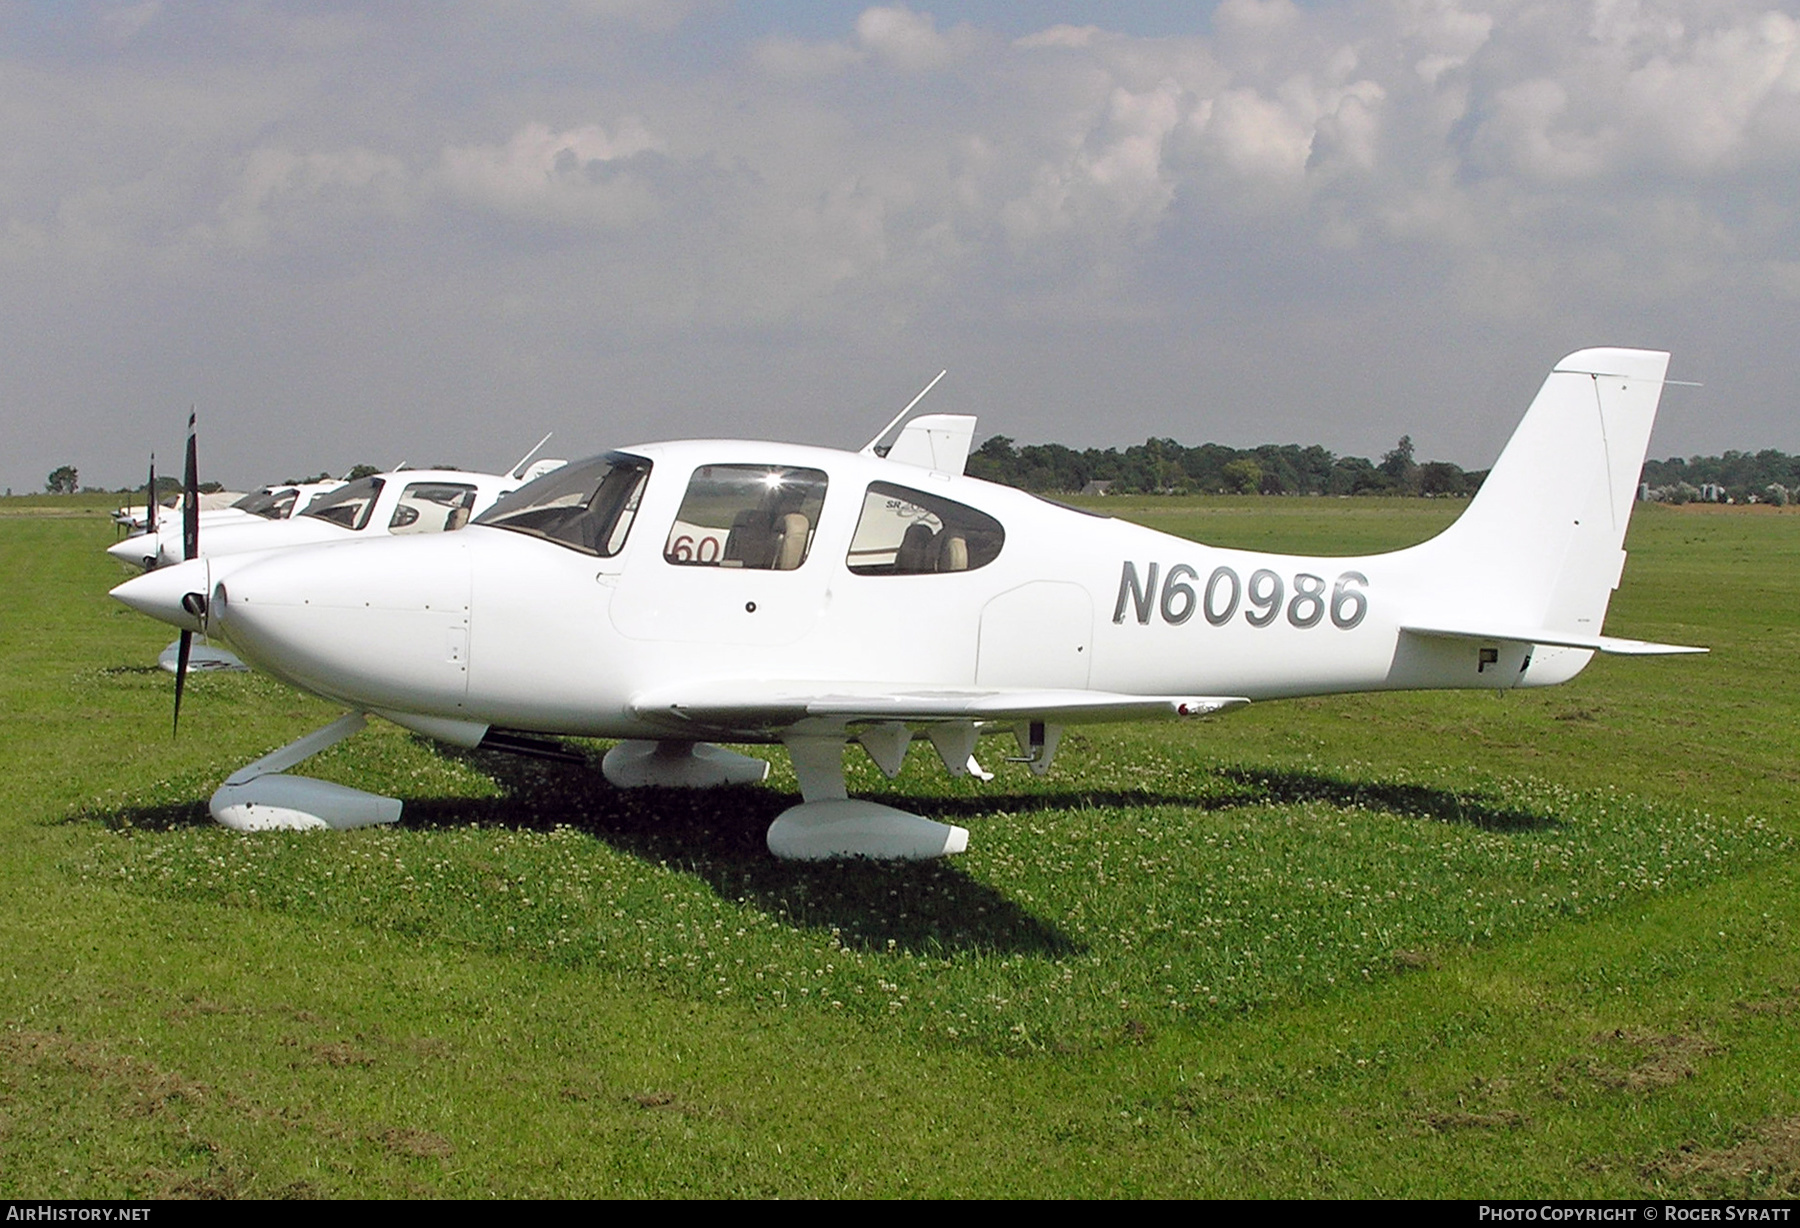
<box><xmin>967</xmin><ymin>435</ymin><xmax>1485</xmax><ymax>497</ymax></box>
<box><xmin>969</xmin><ymin>436</ymin><xmax>1800</xmax><ymax>503</ymax></box>
<box><xmin>1640</xmin><ymin>451</ymin><xmax>1800</xmax><ymax>503</ymax></box>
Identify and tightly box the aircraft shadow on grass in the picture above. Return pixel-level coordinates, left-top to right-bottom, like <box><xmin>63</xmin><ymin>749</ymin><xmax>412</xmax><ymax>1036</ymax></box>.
<box><xmin>404</xmin><ymin>744</ymin><xmax>1081</xmax><ymax>957</ymax></box>
<box><xmin>869</xmin><ymin>769</ymin><xmax>1556</xmax><ymax>833</ymax></box>
<box><xmin>77</xmin><ymin>738</ymin><xmax>1556</xmax><ymax>957</ymax></box>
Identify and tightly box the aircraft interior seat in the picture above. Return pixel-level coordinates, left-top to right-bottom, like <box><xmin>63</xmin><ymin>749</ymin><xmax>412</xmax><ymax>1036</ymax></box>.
<box><xmin>774</xmin><ymin>512</ymin><xmax>810</xmax><ymax>570</ymax></box>
<box><xmin>724</xmin><ymin>509</ymin><xmax>776</xmax><ymax>568</ymax></box>
<box><xmin>895</xmin><ymin>522</ymin><xmax>936</xmax><ymax>572</ymax></box>
<box><xmin>938</xmin><ymin>533</ymin><xmax>968</xmax><ymax>572</ymax></box>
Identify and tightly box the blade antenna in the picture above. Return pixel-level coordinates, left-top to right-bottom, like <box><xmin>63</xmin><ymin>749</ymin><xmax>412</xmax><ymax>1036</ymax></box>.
<box><xmin>861</xmin><ymin>369</ymin><xmax>947</xmax><ymax>455</ymax></box>
<box><xmin>508</xmin><ymin>431</ymin><xmax>554</xmax><ymax>479</ymax></box>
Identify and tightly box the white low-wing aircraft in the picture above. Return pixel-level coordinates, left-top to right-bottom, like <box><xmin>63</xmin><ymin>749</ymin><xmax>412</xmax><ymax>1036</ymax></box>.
<box><xmin>107</xmin><ymin>468</ymin><xmax>544</xmax><ymax>571</ymax></box>
<box><xmin>112</xmin><ymin>348</ymin><xmax>1702</xmax><ymax>860</ymax></box>
<box><xmin>113</xmin><ymin>489</ymin><xmax>256</xmax><ymax>538</ymax></box>
<box><xmin>110</xmin><ymin>482</ymin><xmax>345</xmax><ymax>570</ymax></box>
<box><xmin>109</xmin><ymin>465</ymin><xmax>549</xmax><ymax>677</ymax></box>
<box><xmin>107</xmin><ymin>431</ymin><xmax>564</xmax><ymax>572</ymax></box>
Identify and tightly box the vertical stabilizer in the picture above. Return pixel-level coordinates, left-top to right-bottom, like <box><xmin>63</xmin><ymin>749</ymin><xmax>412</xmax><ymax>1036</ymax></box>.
<box><xmin>1408</xmin><ymin>348</ymin><xmax>1670</xmax><ymax>642</ymax></box>
<box><xmin>884</xmin><ymin>413</ymin><xmax>978</xmax><ymax>474</ymax></box>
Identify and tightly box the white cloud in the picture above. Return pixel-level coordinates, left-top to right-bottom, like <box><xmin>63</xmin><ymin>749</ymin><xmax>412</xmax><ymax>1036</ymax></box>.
<box><xmin>437</xmin><ymin>121</ymin><xmax>666</xmax><ymax>226</ymax></box>
<box><xmin>854</xmin><ymin>6</ymin><xmax>978</xmax><ymax>72</ymax></box>
<box><xmin>1399</xmin><ymin>0</ymin><xmax>1495</xmax><ymax>85</ymax></box>
<box><xmin>8</xmin><ymin>0</ymin><xmax>1800</xmax><ymax>492</ymax></box>
<box><xmin>751</xmin><ymin>6</ymin><xmax>978</xmax><ymax>78</ymax></box>
<box><xmin>1014</xmin><ymin>25</ymin><xmax>1104</xmax><ymax>51</ymax></box>
<box><xmin>750</xmin><ymin>34</ymin><xmax>866</xmax><ymax>77</ymax></box>
<box><xmin>219</xmin><ymin>147</ymin><xmax>411</xmax><ymax>246</ymax></box>
<box><xmin>1618</xmin><ymin>9</ymin><xmax>1800</xmax><ymax>169</ymax></box>
<box><xmin>1196</xmin><ymin>87</ymin><xmax>1316</xmax><ymax>181</ymax></box>
<box><xmin>1212</xmin><ymin>0</ymin><xmax>1303</xmax><ymax>42</ymax></box>
<box><xmin>1002</xmin><ymin>80</ymin><xmax>1185</xmax><ymax>248</ymax></box>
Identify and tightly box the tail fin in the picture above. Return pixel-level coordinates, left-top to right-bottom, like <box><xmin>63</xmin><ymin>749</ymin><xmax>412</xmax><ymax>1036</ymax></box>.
<box><xmin>1401</xmin><ymin>349</ymin><xmax>1698</xmax><ymax>668</ymax></box>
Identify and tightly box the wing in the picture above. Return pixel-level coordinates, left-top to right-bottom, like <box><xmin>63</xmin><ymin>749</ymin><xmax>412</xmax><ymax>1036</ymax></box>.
<box><xmin>628</xmin><ymin>680</ymin><xmax>1248</xmax><ymax>738</ymax></box>
<box><xmin>1401</xmin><ymin>624</ymin><xmax>1707</xmax><ymax>656</ymax></box>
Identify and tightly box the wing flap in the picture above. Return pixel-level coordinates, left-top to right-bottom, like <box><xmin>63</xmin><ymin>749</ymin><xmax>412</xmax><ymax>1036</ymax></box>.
<box><xmin>629</xmin><ymin>681</ymin><xmax>1248</xmax><ymax>734</ymax></box>
<box><xmin>1402</xmin><ymin>624</ymin><xmax>1707</xmax><ymax>656</ymax></box>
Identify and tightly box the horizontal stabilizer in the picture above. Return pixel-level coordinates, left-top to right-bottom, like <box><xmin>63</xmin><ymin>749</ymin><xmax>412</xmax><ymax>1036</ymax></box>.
<box><xmin>1402</xmin><ymin>624</ymin><xmax>1707</xmax><ymax>656</ymax></box>
<box><xmin>631</xmin><ymin>682</ymin><xmax>1248</xmax><ymax>733</ymax></box>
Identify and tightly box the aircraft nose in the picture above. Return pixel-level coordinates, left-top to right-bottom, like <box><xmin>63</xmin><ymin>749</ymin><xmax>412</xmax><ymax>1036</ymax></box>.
<box><xmin>107</xmin><ymin>534</ymin><xmax>161</xmax><ymax>571</ymax></box>
<box><xmin>111</xmin><ymin>558</ymin><xmax>209</xmax><ymax>633</ymax></box>
<box><xmin>214</xmin><ymin>536</ymin><xmax>473</xmax><ymax>711</ymax></box>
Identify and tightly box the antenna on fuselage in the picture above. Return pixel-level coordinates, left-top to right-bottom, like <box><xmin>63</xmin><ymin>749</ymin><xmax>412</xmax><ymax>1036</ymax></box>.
<box><xmin>861</xmin><ymin>369</ymin><xmax>948</xmax><ymax>457</ymax></box>
<box><xmin>506</xmin><ymin>431</ymin><xmax>555</xmax><ymax>479</ymax></box>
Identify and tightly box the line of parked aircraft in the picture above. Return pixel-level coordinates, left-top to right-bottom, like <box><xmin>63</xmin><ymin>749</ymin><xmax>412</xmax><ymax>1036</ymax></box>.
<box><xmin>109</xmin><ymin>349</ymin><xmax>1702</xmax><ymax>860</ymax></box>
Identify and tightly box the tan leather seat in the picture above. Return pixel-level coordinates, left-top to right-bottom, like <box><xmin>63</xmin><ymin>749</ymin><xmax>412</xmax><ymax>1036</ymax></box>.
<box><xmin>774</xmin><ymin>512</ymin><xmax>810</xmax><ymax>570</ymax></box>
<box><xmin>937</xmin><ymin>533</ymin><xmax>968</xmax><ymax>572</ymax></box>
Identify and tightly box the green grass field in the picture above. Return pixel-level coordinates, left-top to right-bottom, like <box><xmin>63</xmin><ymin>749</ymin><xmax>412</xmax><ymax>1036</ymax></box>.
<box><xmin>2</xmin><ymin>498</ymin><xmax>1797</xmax><ymax>1197</ymax></box>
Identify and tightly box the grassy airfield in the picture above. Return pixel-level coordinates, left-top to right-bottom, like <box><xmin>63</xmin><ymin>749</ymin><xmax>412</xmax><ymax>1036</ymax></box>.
<box><xmin>2</xmin><ymin>495</ymin><xmax>1796</xmax><ymax>1198</ymax></box>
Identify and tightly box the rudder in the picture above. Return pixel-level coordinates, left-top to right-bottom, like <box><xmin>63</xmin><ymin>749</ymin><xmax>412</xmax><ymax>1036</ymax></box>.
<box><xmin>1408</xmin><ymin>348</ymin><xmax>1671</xmax><ymax>643</ymax></box>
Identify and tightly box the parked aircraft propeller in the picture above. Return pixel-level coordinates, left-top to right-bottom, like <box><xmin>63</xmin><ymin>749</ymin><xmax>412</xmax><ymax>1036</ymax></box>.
<box><xmin>172</xmin><ymin>412</ymin><xmax>201</xmax><ymax>734</ymax></box>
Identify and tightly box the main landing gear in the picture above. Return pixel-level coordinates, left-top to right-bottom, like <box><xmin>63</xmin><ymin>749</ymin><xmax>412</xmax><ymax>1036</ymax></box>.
<box><xmin>207</xmin><ymin>718</ymin><xmax>1007</xmax><ymax>861</ymax></box>
<box><xmin>601</xmin><ymin>725</ymin><xmax>994</xmax><ymax>860</ymax></box>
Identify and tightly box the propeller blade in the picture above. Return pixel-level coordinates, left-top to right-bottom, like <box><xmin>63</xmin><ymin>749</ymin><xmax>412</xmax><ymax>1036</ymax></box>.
<box><xmin>145</xmin><ymin>453</ymin><xmax>157</xmax><ymax>536</ymax></box>
<box><xmin>173</xmin><ymin>629</ymin><xmax>193</xmax><ymax>735</ymax></box>
<box><xmin>182</xmin><ymin>411</ymin><xmax>199</xmax><ymax>562</ymax></box>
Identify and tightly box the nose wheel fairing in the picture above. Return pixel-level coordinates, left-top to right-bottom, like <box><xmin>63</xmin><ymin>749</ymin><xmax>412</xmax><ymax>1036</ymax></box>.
<box><xmin>208</xmin><ymin>713</ymin><xmax>403</xmax><ymax>832</ymax></box>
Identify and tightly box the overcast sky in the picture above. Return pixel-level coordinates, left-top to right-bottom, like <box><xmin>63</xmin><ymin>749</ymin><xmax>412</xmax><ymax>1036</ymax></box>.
<box><xmin>5</xmin><ymin>0</ymin><xmax>1798</xmax><ymax>492</ymax></box>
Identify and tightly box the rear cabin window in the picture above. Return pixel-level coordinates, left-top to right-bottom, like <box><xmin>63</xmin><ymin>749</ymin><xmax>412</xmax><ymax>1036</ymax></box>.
<box><xmin>664</xmin><ymin>465</ymin><xmax>828</xmax><ymax>570</ymax></box>
<box><xmin>846</xmin><ymin>482</ymin><xmax>1004</xmax><ymax>575</ymax></box>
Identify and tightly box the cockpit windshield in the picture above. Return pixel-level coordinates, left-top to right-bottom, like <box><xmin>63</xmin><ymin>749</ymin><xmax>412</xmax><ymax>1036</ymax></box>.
<box><xmin>473</xmin><ymin>452</ymin><xmax>651</xmax><ymax>557</ymax></box>
<box><xmin>301</xmin><ymin>477</ymin><xmax>385</xmax><ymax>531</ymax></box>
<box><xmin>232</xmin><ymin>487</ymin><xmax>300</xmax><ymax>520</ymax></box>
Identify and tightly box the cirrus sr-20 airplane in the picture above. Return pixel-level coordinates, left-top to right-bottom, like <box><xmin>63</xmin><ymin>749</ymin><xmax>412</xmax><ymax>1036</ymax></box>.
<box><xmin>107</xmin><ymin>460</ymin><xmax>560</xmax><ymax>572</ymax></box>
<box><xmin>112</xmin><ymin>348</ymin><xmax>1701</xmax><ymax>860</ymax></box>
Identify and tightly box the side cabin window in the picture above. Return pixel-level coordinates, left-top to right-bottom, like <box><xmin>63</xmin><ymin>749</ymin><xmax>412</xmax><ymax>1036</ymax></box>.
<box><xmin>302</xmin><ymin>477</ymin><xmax>385</xmax><ymax>531</ymax></box>
<box><xmin>473</xmin><ymin>453</ymin><xmax>650</xmax><ymax>557</ymax></box>
<box><xmin>665</xmin><ymin>465</ymin><xmax>828</xmax><ymax>570</ymax></box>
<box><xmin>390</xmin><ymin>482</ymin><xmax>479</xmax><ymax>534</ymax></box>
<box><xmin>846</xmin><ymin>482</ymin><xmax>1004</xmax><ymax>575</ymax></box>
